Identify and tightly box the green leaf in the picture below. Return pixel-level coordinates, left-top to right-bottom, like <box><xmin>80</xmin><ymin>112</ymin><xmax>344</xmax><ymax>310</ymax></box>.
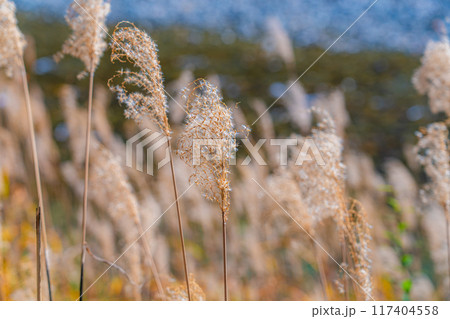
<box><xmin>401</xmin><ymin>254</ymin><xmax>413</xmax><ymax>268</ymax></box>
<box><xmin>402</xmin><ymin>279</ymin><xmax>412</xmax><ymax>293</ymax></box>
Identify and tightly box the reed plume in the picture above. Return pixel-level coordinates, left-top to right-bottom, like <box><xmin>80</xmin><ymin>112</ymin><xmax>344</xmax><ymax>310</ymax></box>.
<box><xmin>177</xmin><ymin>79</ymin><xmax>238</xmax><ymax>300</ymax></box>
<box><xmin>266</xmin><ymin>17</ymin><xmax>295</xmax><ymax>71</ymax></box>
<box><xmin>55</xmin><ymin>0</ymin><xmax>110</xmax><ymax>79</ymax></box>
<box><xmin>56</xmin><ymin>0</ymin><xmax>110</xmax><ymax>301</ymax></box>
<box><xmin>415</xmin><ymin>122</ymin><xmax>450</xmax><ymax>293</ymax></box>
<box><xmin>293</xmin><ymin>108</ymin><xmax>345</xmax><ymax>223</ymax></box>
<box><xmin>0</xmin><ymin>0</ymin><xmax>25</xmax><ymax>77</ymax></box>
<box><xmin>413</xmin><ymin>37</ymin><xmax>450</xmax><ymax>118</ymax></box>
<box><xmin>108</xmin><ymin>22</ymin><xmax>191</xmax><ymax>300</ymax></box>
<box><xmin>0</xmin><ymin>0</ymin><xmax>52</xmax><ymax>300</ymax></box>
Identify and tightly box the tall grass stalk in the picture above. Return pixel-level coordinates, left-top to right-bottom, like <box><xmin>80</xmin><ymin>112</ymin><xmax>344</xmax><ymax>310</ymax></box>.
<box><xmin>0</xmin><ymin>205</ymin><xmax>3</xmax><ymax>301</ymax></box>
<box><xmin>136</xmin><ymin>222</ymin><xmax>166</xmax><ymax>299</ymax></box>
<box><xmin>35</xmin><ymin>207</ymin><xmax>41</xmax><ymax>301</ymax></box>
<box><xmin>79</xmin><ymin>67</ymin><xmax>95</xmax><ymax>301</ymax></box>
<box><xmin>55</xmin><ymin>0</ymin><xmax>111</xmax><ymax>300</ymax></box>
<box><xmin>1</xmin><ymin>0</ymin><xmax>53</xmax><ymax>298</ymax></box>
<box><xmin>178</xmin><ymin>79</ymin><xmax>239</xmax><ymax>301</ymax></box>
<box><xmin>312</xmin><ymin>241</ymin><xmax>328</xmax><ymax>300</ymax></box>
<box><xmin>220</xmin><ymin>157</ymin><xmax>229</xmax><ymax>300</ymax></box>
<box><xmin>21</xmin><ymin>60</ymin><xmax>53</xmax><ymax>301</ymax></box>
<box><xmin>221</xmin><ymin>210</ymin><xmax>228</xmax><ymax>300</ymax></box>
<box><xmin>168</xmin><ymin>139</ymin><xmax>191</xmax><ymax>300</ymax></box>
<box><xmin>446</xmin><ymin>214</ymin><xmax>450</xmax><ymax>298</ymax></box>
<box><xmin>109</xmin><ymin>22</ymin><xmax>192</xmax><ymax>299</ymax></box>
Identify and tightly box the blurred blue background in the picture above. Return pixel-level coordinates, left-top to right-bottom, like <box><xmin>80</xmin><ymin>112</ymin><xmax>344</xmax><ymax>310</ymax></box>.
<box><xmin>15</xmin><ymin>0</ymin><xmax>449</xmax><ymax>52</ymax></box>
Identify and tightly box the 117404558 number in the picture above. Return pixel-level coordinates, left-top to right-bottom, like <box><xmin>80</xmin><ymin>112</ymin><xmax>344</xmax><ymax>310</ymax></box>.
<box><xmin>372</xmin><ymin>305</ymin><xmax>438</xmax><ymax>316</ymax></box>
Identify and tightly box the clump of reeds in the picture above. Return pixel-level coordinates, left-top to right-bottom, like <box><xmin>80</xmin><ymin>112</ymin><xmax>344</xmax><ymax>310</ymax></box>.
<box><xmin>55</xmin><ymin>0</ymin><xmax>110</xmax><ymax>301</ymax></box>
<box><xmin>177</xmin><ymin>79</ymin><xmax>238</xmax><ymax>300</ymax></box>
<box><xmin>413</xmin><ymin>37</ymin><xmax>450</xmax><ymax>297</ymax></box>
<box><xmin>267</xmin><ymin>167</ymin><xmax>328</xmax><ymax>298</ymax></box>
<box><xmin>267</xmin><ymin>168</ymin><xmax>330</xmax><ymax>298</ymax></box>
<box><xmin>0</xmin><ymin>0</ymin><xmax>52</xmax><ymax>300</ymax></box>
<box><xmin>89</xmin><ymin>143</ymin><xmax>164</xmax><ymax>300</ymax></box>
<box><xmin>108</xmin><ymin>22</ymin><xmax>191</xmax><ymax>300</ymax></box>
<box><xmin>290</xmin><ymin>107</ymin><xmax>373</xmax><ymax>300</ymax></box>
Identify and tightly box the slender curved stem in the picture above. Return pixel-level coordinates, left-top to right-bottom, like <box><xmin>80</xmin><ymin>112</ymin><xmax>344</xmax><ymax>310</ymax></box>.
<box><xmin>446</xmin><ymin>211</ymin><xmax>450</xmax><ymax>300</ymax></box>
<box><xmin>36</xmin><ymin>207</ymin><xmax>41</xmax><ymax>301</ymax></box>
<box><xmin>21</xmin><ymin>59</ymin><xmax>52</xmax><ymax>300</ymax></box>
<box><xmin>79</xmin><ymin>68</ymin><xmax>95</xmax><ymax>301</ymax></box>
<box><xmin>136</xmin><ymin>222</ymin><xmax>165</xmax><ymax>300</ymax></box>
<box><xmin>222</xmin><ymin>210</ymin><xmax>228</xmax><ymax>301</ymax></box>
<box><xmin>311</xmin><ymin>239</ymin><xmax>328</xmax><ymax>300</ymax></box>
<box><xmin>167</xmin><ymin>138</ymin><xmax>191</xmax><ymax>301</ymax></box>
<box><xmin>0</xmin><ymin>207</ymin><xmax>3</xmax><ymax>301</ymax></box>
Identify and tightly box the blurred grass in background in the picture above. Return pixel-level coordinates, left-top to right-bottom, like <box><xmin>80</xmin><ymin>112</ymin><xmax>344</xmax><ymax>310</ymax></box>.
<box><xmin>17</xmin><ymin>12</ymin><xmax>440</xmax><ymax>167</ymax></box>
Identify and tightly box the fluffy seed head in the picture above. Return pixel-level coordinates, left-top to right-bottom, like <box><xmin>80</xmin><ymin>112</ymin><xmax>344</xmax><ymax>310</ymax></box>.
<box><xmin>90</xmin><ymin>142</ymin><xmax>141</xmax><ymax>226</ymax></box>
<box><xmin>292</xmin><ymin>107</ymin><xmax>346</xmax><ymax>222</ymax></box>
<box><xmin>344</xmin><ymin>199</ymin><xmax>373</xmax><ymax>301</ymax></box>
<box><xmin>108</xmin><ymin>22</ymin><xmax>170</xmax><ymax>135</ymax></box>
<box><xmin>55</xmin><ymin>0</ymin><xmax>110</xmax><ymax>77</ymax></box>
<box><xmin>177</xmin><ymin>79</ymin><xmax>237</xmax><ymax>220</ymax></box>
<box><xmin>267</xmin><ymin>168</ymin><xmax>313</xmax><ymax>234</ymax></box>
<box><xmin>415</xmin><ymin>122</ymin><xmax>450</xmax><ymax>213</ymax></box>
<box><xmin>413</xmin><ymin>38</ymin><xmax>450</xmax><ymax>118</ymax></box>
<box><xmin>0</xmin><ymin>0</ymin><xmax>26</xmax><ymax>77</ymax></box>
